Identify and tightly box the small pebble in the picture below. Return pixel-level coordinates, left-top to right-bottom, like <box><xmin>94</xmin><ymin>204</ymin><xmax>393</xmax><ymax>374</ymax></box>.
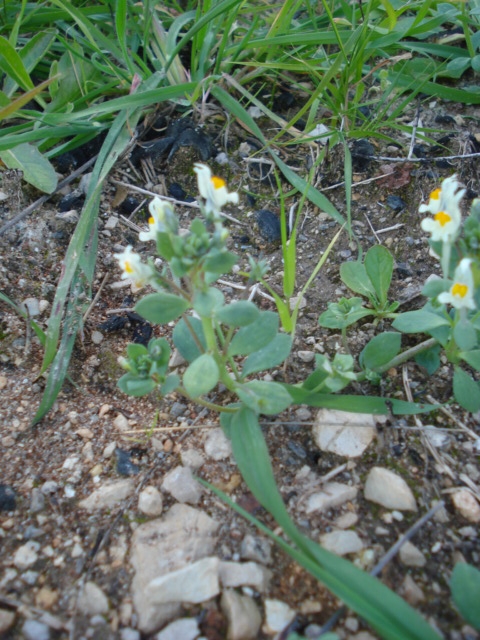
<box><xmin>170</xmin><ymin>402</ymin><xmax>187</xmax><ymax>418</ymax></box>
<box><xmin>297</xmin><ymin>350</ymin><xmax>315</xmax><ymax>363</ymax></box>
<box><xmin>452</xmin><ymin>490</ymin><xmax>480</xmax><ymax>523</ymax></box>
<box><xmin>91</xmin><ymin>330</ymin><xmax>104</xmax><ymax>344</ymax></box>
<box><xmin>113</xmin><ymin>413</ymin><xmax>129</xmax><ymax>432</ymax></box>
<box><xmin>22</xmin><ymin>619</ymin><xmax>50</xmax><ymax>640</ymax></box>
<box><xmin>138</xmin><ymin>486</ymin><xmax>163</xmax><ymax>516</ymax></box>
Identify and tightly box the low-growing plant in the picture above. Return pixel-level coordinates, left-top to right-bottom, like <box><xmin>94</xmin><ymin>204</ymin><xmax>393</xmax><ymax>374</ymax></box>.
<box><xmin>319</xmin><ymin>175</ymin><xmax>480</xmax><ymax>410</ymax></box>
<box><xmin>114</xmin><ymin>164</ymin><xmax>443</xmax><ymax>640</ymax></box>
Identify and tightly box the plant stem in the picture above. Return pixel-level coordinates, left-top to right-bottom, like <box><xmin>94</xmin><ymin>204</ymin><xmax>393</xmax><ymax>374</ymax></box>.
<box><xmin>176</xmin><ymin>387</ymin><xmax>236</xmax><ymax>413</ymax></box>
<box><xmin>200</xmin><ymin>315</ymin><xmax>237</xmax><ymax>392</ymax></box>
<box><xmin>356</xmin><ymin>337</ymin><xmax>438</xmax><ymax>381</ymax></box>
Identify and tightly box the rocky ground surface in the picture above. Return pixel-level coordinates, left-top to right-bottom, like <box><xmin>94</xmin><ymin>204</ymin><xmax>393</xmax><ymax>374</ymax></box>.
<box><xmin>1</xmin><ymin>95</ymin><xmax>480</xmax><ymax>640</ymax></box>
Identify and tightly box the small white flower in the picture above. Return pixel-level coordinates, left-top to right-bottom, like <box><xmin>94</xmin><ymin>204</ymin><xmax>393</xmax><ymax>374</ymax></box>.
<box><xmin>194</xmin><ymin>163</ymin><xmax>239</xmax><ymax>214</ymax></box>
<box><xmin>139</xmin><ymin>197</ymin><xmax>177</xmax><ymax>242</ymax></box>
<box><xmin>420</xmin><ymin>175</ymin><xmax>465</xmax><ymax>243</ymax></box>
<box><xmin>438</xmin><ymin>258</ymin><xmax>476</xmax><ymax>310</ymax></box>
<box><xmin>115</xmin><ymin>246</ymin><xmax>152</xmax><ymax>291</ymax></box>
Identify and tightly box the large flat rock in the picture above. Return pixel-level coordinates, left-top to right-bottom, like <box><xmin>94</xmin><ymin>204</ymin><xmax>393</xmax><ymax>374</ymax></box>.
<box><xmin>130</xmin><ymin>504</ymin><xmax>220</xmax><ymax>634</ymax></box>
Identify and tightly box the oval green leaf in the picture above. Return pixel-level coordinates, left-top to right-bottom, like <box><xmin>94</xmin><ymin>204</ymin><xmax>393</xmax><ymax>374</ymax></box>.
<box><xmin>392</xmin><ymin>310</ymin><xmax>450</xmax><ymax>334</ymax></box>
<box><xmin>242</xmin><ymin>333</ymin><xmax>292</xmax><ymax>378</ymax></box>
<box><xmin>216</xmin><ymin>301</ymin><xmax>260</xmax><ymax>327</ymax></box>
<box><xmin>360</xmin><ymin>332</ymin><xmax>401</xmax><ymax>371</ymax></box>
<box><xmin>118</xmin><ymin>373</ymin><xmax>156</xmax><ymax>397</ymax></box>
<box><xmin>135</xmin><ymin>292</ymin><xmax>189</xmax><ymax>324</ymax></box>
<box><xmin>236</xmin><ymin>380</ymin><xmax>292</xmax><ymax>415</ymax></box>
<box><xmin>450</xmin><ymin>563</ymin><xmax>480</xmax><ymax>630</ymax></box>
<box><xmin>340</xmin><ymin>261</ymin><xmax>376</xmax><ymax>299</ymax></box>
<box><xmin>0</xmin><ymin>143</ymin><xmax>57</xmax><ymax>193</ymax></box>
<box><xmin>193</xmin><ymin>287</ymin><xmax>224</xmax><ymax>316</ymax></box>
<box><xmin>453</xmin><ymin>367</ymin><xmax>480</xmax><ymax>413</ymax></box>
<box><xmin>183</xmin><ymin>353</ymin><xmax>219</xmax><ymax>397</ymax></box>
<box><xmin>173</xmin><ymin>316</ymin><xmax>206</xmax><ymax>362</ymax></box>
<box><xmin>364</xmin><ymin>245</ymin><xmax>393</xmax><ymax>306</ymax></box>
<box><xmin>229</xmin><ymin>311</ymin><xmax>278</xmax><ymax>356</ymax></box>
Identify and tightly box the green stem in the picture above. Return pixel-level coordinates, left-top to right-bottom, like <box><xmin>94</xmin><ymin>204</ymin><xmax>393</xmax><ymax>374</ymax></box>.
<box><xmin>200</xmin><ymin>315</ymin><xmax>237</xmax><ymax>392</ymax></box>
<box><xmin>176</xmin><ymin>387</ymin><xmax>236</xmax><ymax>413</ymax></box>
<box><xmin>356</xmin><ymin>337</ymin><xmax>438</xmax><ymax>381</ymax></box>
<box><xmin>441</xmin><ymin>241</ymin><xmax>451</xmax><ymax>279</ymax></box>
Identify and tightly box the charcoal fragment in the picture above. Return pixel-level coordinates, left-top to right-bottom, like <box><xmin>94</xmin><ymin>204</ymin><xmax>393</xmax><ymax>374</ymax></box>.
<box><xmin>386</xmin><ymin>195</ymin><xmax>407</xmax><ymax>212</ymax></box>
<box><xmin>115</xmin><ymin>448</ymin><xmax>140</xmax><ymax>476</ymax></box>
<box><xmin>0</xmin><ymin>484</ymin><xmax>16</xmax><ymax>511</ymax></box>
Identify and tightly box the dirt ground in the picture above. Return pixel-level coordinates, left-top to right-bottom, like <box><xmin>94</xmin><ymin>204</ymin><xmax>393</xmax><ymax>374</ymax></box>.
<box><xmin>1</xmin><ymin>95</ymin><xmax>480</xmax><ymax>639</ymax></box>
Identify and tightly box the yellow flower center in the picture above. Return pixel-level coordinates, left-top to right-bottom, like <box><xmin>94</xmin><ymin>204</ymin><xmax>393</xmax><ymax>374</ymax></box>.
<box><xmin>429</xmin><ymin>188</ymin><xmax>441</xmax><ymax>200</ymax></box>
<box><xmin>452</xmin><ymin>283</ymin><xmax>468</xmax><ymax>298</ymax></box>
<box><xmin>434</xmin><ymin>211</ymin><xmax>451</xmax><ymax>227</ymax></box>
<box><xmin>211</xmin><ymin>176</ymin><xmax>226</xmax><ymax>190</ymax></box>
<box><xmin>125</xmin><ymin>261</ymin><xmax>133</xmax><ymax>274</ymax></box>
<box><xmin>148</xmin><ymin>216</ymin><xmax>154</xmax><ymax>225</ymax></box>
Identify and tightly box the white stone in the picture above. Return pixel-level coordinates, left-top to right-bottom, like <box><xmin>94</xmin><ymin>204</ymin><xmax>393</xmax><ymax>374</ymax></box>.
<box><xmin>162</xmin><ymin>466</ymin><xmax>202</xmax><ymax>504</ymax></box>
<box><xmin>297</xmin><ymin>350</ymin><xmax>315</xmax><ymax>363</ymax></box>
<box><xmin>305</xmin><ymin>482</ymin><xmax>357</xmax><ymax>514</ymax></box>
<box><xmin>113</xmin><ymin>413</ymin><xmax>130</xmax><ymax>432</ymax></box>
<box><xmin>148</xmin><ymin>557</ymin><xmax>220</xmax><ymax>604</ymax></box>
<box><xmin>120</xmin><ymin>630</ymin><xmax>140</xmax><ymax>640</ymax></box>
<box><xmin>399</xmin><ymin>541</ymin><xmax>426</xmax><ymax>567</ymax></box>
<box><xmin>263</xmin><ymin>599</ymin><xmax>296</xmax><ymax>635</ymax></box>
<box><xmin>169</xmin><ymin>349</ymin><xmax>186</xmax><ymax>368</ymax></box>
<box><xmin>319</xmin><ymin>530</ymin><xmax>364</xmax><ymax>556</ymax></box>
<box><xmin>451</xmin><ymin>490</ymin><xmax>480</xmax><ymax>523</ymax></box>
<box><xmin>38</xmin><ymin>299</ymin><xmax>49</xmax><ymax>314</ymax></box>
<box><xmin>204</xmin><ymin>428</ymin><xmax>232</xmax><ymax>460</ymax></box>
<box><xmin>78</xmin><ymin>479</ymin><xmax>134</xmax><ymax>511</ymax></box>
<box><xmin>154</xmin><ymin>617</ymin><xmax>200</xmax><ymax>640</ymax></box>
<box><xmin>334</xmin><ymin>512</ymin><xmax>358</xmax><ymax>529</ymax></box>
<box><xmin>400</xmin><ymin>574</ymin><xmax>425</xmax><ymax>606</ymax></box>
<box><xmin>180</xmin><ymin>448</ymin><xmax>205</xmax><ymax>469</ymax></box>
<box><xmin>289</xmin><ymin>295</ymin><xmax>306</xmax><ymax>311</ymax></box>
<box><xmin>345</xmin><ymin>616</ymin><xmax>359</xmax><ymax>632</ymax></box>
<box><xmin>138</xmin><ymin>486</ymin><xmax>163</xmax><ymax>516</ymax></box>
<box><xmin>13</xmin><ymin>541</ymin><xmax>39</xmax><ymax>569</ymax></box>
<box><xmin>364</xmin><ymin>467</ymin><xmax>417</xmax><ymax>511</ymax></box>
<box><xmin>130</xmin><ymin>504</ymin><xmax>220</xmax><ymax>634</ymax></box>
<box><xmin>22</xmin><ymin>619</ymin><xmax>50</xmax><ymax>640</ymax></box>
<box><xmin>41</xmin><ymin>481</ymin><xmax>59</xmax><ymax>494</ymax></box>
<box><xmin>240</xmin><ymin>534</ymin><xmax>272</xmax><ymax>565</ymax></box>
<box><xmin>219</xmin><ymin>561</ymin><xmax>271</xmax><ymax>592</ymax></box>
<box><xmin>424</xmin><ymin>426</ymin><xmax>451</xmax><ymax>449</ymax></box>
<box><xmin>22</xmin><ymin>298</ymin><xmax>40</xmax><ymax>316</ymax></box>
<box><xmin>78</xmin><ymin>581</ymin><xmax>109</xmax><ymax>616</ymax></box>
<box><xmin>71</xmin><ymin>543</ymin><xmax>84</xmax><ymax>558</ymax></box>
<box><xmin>103</xmin><ymin>442</ymin><xmax>117</xmax><ymax>458</ymax></box>
<box><xmin>0</xmin><ymin>609</ymin><xmax>15</xmax><ymax>634</ymax></box>
<box><xmin>62</xmin><ymin>455</ymin><xmax>80</xmax><ymax>470</ymax></box>
<box><xmin>221</xmin><ymin>589</ymin><xmax>262</xmax><ymax>640</ymax></box>
<box><xmin>104</xmin><ymin>215</ymin><xmax>119</xmax><ymax>230</ymax></box>
<box><xmin>91</xmin><ymin>330</ymin><xmax>104</xmax><ymax>344</ymax></box>
<box><xmin>313</xmin><ymin>409</ymin><xmax>377</xmax><ymax>458</ymax></box>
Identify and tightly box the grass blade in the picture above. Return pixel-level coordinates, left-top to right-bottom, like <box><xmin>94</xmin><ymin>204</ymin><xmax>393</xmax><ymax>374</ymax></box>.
<box><xmin>0</xmin><ymin>34</ymin><xmax>33</xmax><ymax>92</ymax></box>
<box><xmin>226</xmin><ymin>407</ymin><xmax>441</xmax><ymax>640</ymax></box>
